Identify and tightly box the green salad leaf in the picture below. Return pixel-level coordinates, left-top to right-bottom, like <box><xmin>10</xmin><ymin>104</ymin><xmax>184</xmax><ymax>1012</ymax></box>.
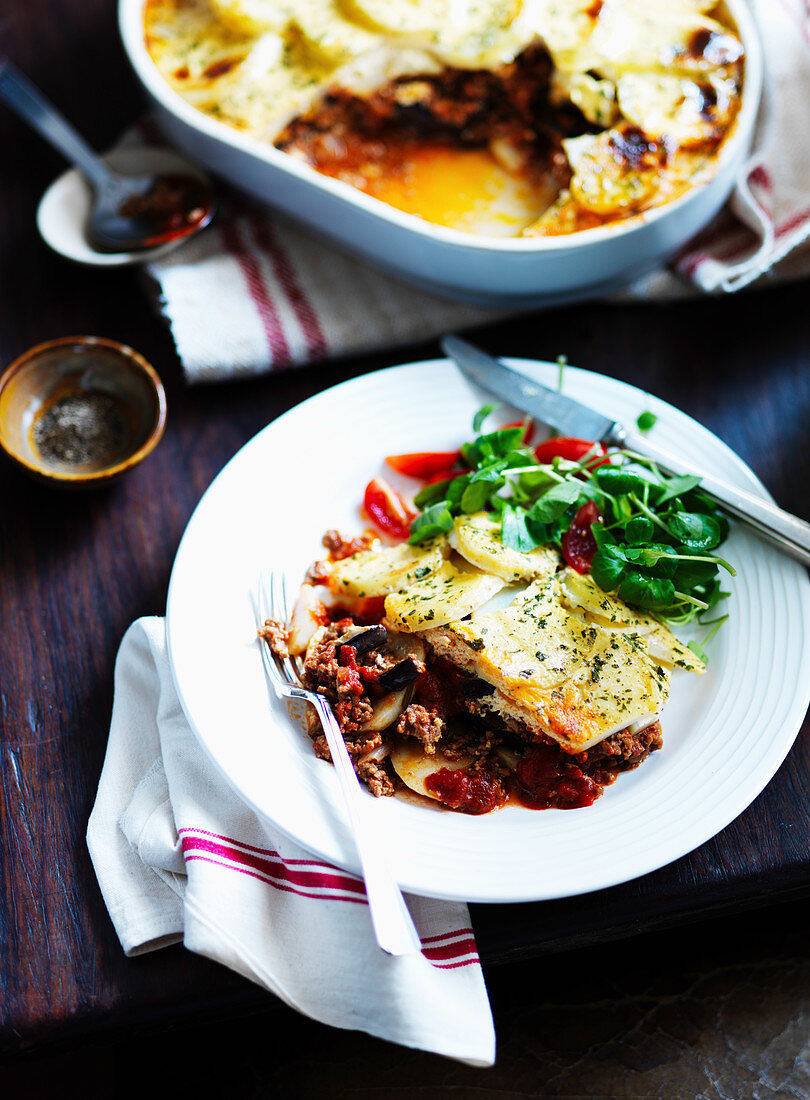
<box><xmin>407</xmin><ymin>404</ymin><xmax>735</xmax><ymax>653</ymax></box>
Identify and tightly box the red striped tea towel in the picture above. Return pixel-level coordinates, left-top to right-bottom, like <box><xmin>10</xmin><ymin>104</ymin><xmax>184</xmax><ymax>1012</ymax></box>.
<box><xmin>141</xmin><ymin>0</ymin><xmax>810</xmax><ymax>382</ymax></box>
<box><xmin>86</xmin><ymin>618</ymin><xmax>496</xmax><ymax>1065</ymax></box>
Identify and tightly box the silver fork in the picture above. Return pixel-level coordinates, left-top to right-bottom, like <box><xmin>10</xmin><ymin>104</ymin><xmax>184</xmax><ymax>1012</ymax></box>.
<box><xmin>255</xmin><ymin>571</ymin><xmax>423</xmax><ymax>957</ymax></box>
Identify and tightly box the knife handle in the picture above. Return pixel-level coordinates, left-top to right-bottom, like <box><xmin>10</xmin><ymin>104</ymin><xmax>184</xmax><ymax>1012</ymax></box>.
<box><xmin>616</xmin><ymin>428</ymin><xmax>810</xmax><ymax>569</ymax></box>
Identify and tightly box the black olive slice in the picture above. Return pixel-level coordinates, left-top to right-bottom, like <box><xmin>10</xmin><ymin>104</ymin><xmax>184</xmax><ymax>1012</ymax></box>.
<box><xmin>336</xmin><ymin>624</ymin><xmax>388</xmax><ymax>654</ymax></box>
<box><xmin>377</xmin><ymin>657</ymin><xmax>422</xmax><ymax>690</ymax></box>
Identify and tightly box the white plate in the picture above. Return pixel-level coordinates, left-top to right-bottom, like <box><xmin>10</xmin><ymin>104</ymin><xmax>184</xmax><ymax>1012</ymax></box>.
<box><xmin>166</xmin><ymin>359</ymin><xmax>810</xmax><ymax>903</ymax></box>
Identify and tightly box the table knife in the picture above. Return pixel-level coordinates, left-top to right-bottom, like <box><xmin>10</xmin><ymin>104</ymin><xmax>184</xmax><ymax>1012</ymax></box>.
<box><xmin>441</xmin><ymin>335</ymin><xmax>810</xmax><ymax>569</ymax></box>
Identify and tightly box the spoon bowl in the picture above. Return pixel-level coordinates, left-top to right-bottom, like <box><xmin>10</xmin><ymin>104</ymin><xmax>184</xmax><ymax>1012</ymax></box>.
<box><xmin>38</xmin><ymin>148</ymin><xmax>214</xmax><ymax>266</ymax></box>
<box><xmin>86</xmin><ymin>163</ymin><xmax>214</xmax><ymax>253</ymax></box>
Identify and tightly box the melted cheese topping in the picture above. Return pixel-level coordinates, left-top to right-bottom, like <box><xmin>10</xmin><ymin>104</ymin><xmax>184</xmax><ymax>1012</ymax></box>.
<box><xmin>383</xmin><ymin>558</ymin><xmax>506</xmax><ymax>631</ymax></box>
<box><xmin>330</xmin><ymin>537</ymin><xmax>449</xmax><ymax>597</ymax></box>
<box><xmin>144</xmin><ymin>0</ymin><xmax>743</xmax><ymax>235</ymax></box>
<box><xmin>449</xmin><ymin>512</ymin><xmax>559</xmax><ymax>582</ymax></box>
<box><xmin>424</xmin><ymin>571</ymin><xmax>673</xmax><ymax>752</ymax></box>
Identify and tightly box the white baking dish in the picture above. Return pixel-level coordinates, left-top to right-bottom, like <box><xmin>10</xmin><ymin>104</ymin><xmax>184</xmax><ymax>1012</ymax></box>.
<box><xmin>119</xmin><ymin>0</ymin><xmax>763</xmax><ymax>307</ymax></box>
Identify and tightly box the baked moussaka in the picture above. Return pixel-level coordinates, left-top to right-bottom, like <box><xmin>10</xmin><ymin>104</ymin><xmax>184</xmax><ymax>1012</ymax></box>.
<box><xmin>144</xmin><ymin>0</ymin><xmax>745</xmax><ymax>237</ymax></box>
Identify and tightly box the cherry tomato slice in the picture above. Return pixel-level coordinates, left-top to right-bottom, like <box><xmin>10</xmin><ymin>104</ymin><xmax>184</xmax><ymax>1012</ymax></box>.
<box><xmin>363</xmin><ymin>477</ymin><xmax>416</xmax><ymax>541</ymax></box>
<box><xmin>534</xmin><ymin>437</ymin><xmax>608</xmax><ymax>466</ymax></box>
<box><xmin>561</xmin><ymin>499</ymin><xmax>602</xmax><ymax>574</ymax></box>
<box><xmin>502</xmin><ymin>419</ymin><xmax>535</xmax><ymax>445</ymax></box>
<box><xmin>385</xmin><ymin>451</ymin><xmax>462</xmax><ymax>479</ymax></box>
<box><xmin>423</xmin><ymin>466</ymin><xmax>463</xmax><ymax>485</ymax></box>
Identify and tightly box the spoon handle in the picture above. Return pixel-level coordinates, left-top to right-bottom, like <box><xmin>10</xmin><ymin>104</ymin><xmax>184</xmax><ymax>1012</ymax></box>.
<box><xmin>0</xmin><ymin>60</ymin><xmax>111</xmax><ymax>188</ymax></box>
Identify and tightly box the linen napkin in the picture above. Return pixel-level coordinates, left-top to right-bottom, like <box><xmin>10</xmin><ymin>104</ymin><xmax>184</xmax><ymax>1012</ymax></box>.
<box><xmin>140</xmin><ymin>0</ymin><xmax>810</xmax><ymax>383</ymax></box>
<box><xmin>86</xmin><ymin>617</ymin><xmax>496</xmax><ymax>1065</ymax></box>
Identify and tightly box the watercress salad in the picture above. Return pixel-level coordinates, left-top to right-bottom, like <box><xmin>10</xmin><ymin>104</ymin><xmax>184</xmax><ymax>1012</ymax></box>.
<box><xmin>407</xmin><ymin>406</ymin><xmax>734</xmax><ymax>660</ymax></box>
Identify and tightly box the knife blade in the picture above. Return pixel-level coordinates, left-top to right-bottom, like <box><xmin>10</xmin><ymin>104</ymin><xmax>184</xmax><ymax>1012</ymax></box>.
<box><xmin>441</xmin><ymin>335</ymin><xmax>810</xmax><ymax>569</ymax></box>
<box><xmin>442</xmin><ymin>335</ymin><xmax>618</xmax><ymax>443</ymax></box>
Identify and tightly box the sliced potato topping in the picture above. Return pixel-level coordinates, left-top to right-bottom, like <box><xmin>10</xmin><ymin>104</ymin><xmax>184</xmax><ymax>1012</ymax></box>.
<box><xmin>450</xmin><ymin>512</ymin><xmax>559</xmax><ymax>584</ymax></box>
<box><xmin>579</xmin><ymin>4</ymin><xmax>743</xmax><ymax>78</ymax></box>
<box><xmin>557</xmin><ymin>568</ymin><xmax>705</xmax><ymax>672</ymax></box>
<box><xmin>290</xmin><ymin>0</ymin><xmax>379</xmax><ymax>67</ymax></box>
<box><xmin>339</xmin><ymin>0</ymin><xmax>448</xmax><ymax>37</ymax></box>
<box><xmin>383</xmin><ymin>558</ymin><xmax>506</xmax><ymax>632</ymax></box>
<box><xmin>209</xmin><ymin>0</ymin><xmax>289</xmax><ymax>33</ymax></box>
<box><xmin>617</xmin><ymin>70</ymin><xmax>739</xmax><ymax>147</ymax></box>
<box><xmin>552</xmin><ymin>71</ymin><xmax>618</xmax><ymax>128</ymax></box>
<box><xmin>568</xmin><ymin>125</ymin><xmax>665</xmax><ymax>215</ymax></box>
<box><xmin>329</xmin><ymin>537</ymin><xmax>448</xmax><ymax>598</ymax></box>
<box><xmin>528</xmin><ymin>0</ymin><xmax>601</xmax><ymax>70</ymax></box>
<box><xmin>289</xmin><ymin>585</ymin><xmax>333</xmax><ymax>655</ymax></box>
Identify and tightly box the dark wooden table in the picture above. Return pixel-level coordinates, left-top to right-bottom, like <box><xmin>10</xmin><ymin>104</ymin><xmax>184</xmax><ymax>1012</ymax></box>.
<box><xmin>2</xmin><ymin>0</ymin><xmax>809</xmax><ymax>1058</ymax></box>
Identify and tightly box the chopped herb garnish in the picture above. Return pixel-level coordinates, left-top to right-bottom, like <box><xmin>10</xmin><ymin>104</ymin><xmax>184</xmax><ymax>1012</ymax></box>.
<box><xmin>472</xmin><ymin>403</ymin><xmax>499</xmax><ymax>433</ymax></box>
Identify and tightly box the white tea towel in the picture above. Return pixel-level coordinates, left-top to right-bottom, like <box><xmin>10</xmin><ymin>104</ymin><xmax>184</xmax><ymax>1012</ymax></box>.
<box><xmin>141</xmin><ymin>0</ymin><xmax>810</xmax><ymax>382</ymax></box>
<box><xmin>86</xmin><ymin>617</ymin><xmax>496</xmax><ymax>1066</ymax></box>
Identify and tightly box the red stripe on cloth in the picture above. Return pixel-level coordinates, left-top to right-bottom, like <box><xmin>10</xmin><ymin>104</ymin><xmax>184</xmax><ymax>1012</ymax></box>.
<box><xmin>184</xmin><ymin>852</ymin><xmax>367</xmax><ymax>903</ymax></box>
<box><xmin>185</xmin><ymin>852</ymin><xmax>480</xmax><ymax>965</ymax></box>
<box><xmin>712</xmin><ymin>204</ymin><xmax>810</xmax><ymax>263</ymax></box>
<box><xmin>680</xmin><ymin>233</ymin><xmax>751</xmax><ymax>275</ymax></box>
<box><xmin>420</xmin><ymin>928</ymin><xmax>475</xmax><ymax>945</ymax></box>
<box><xmin>676</xmin><ymin>220</ymin><xmax>757</xmax><ymax>276</ymax></box>
<box><xmin>249</xmin><ymin>216</ymin><xmax>328</xmax><ymax>360</ymax></box>
<box><xmin>178</xmin><ymin>827</ymin><xmax>362</xmax><ymax>874</ymax></box>
<box><xmin>674</xmin><ymin>212</ymin><xmax>747</xmax><ymax>274</ymax></box>
<box><xmin>181</xmin><ymin>834</ymin><xmax>367</xmax><ymax>896</ymax></box>
<box><xmin>421</xmin><ymin>938</ymin><xmax>480</xmax><ymax>962</ymax></box>
<box><xmin>748</xmin><ymin>164</ymin><xmax>774</xmax><ymax>193</ymax></box>
<box><xmin>684</xmin><ymin>203</ymin><xmax>810</xmax><ymax>275</ymax></box>
<box><xmin>775</xmin><ymin>204</ymin><xmax>810</xmax><ymax>239</ymax></box>
<box><xmin>179</xmin><ymin>829</ymin><xmax>482</xmax><ymax>963</ymax></box>
<box><xmin>219</xmin><ymin>220</ymin><xmax>291</xmax><ymax>368</ymax></box>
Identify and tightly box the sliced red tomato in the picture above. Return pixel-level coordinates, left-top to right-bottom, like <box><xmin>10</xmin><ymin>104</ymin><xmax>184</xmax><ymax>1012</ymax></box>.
<box><xmin>502</xmin><ymin>419</ymin><xmax>535</xmax><ymax>445</ymax></box>
<box><xmin>363</xmin><ymin>477</ymin><xmax>416</xmax><ymax>541</ymax></box>
<box><xmin>534</xmin><ymin>437</ymin><xmax>608</xmax><ymax>466</ymax></box>
<box><xmin>561</xmin><ymin>499</ymin><xmax>603</xmax><ymax>574</ymax></box>
<box><xmin>423</xmin><ymin>466</ymin><xmax>463</xmax><ymax>485</ymax></box>
<box><xmin>385</xmin><ymin>451</ymin><xmax>462</xmax><ymax>479</ymax></box>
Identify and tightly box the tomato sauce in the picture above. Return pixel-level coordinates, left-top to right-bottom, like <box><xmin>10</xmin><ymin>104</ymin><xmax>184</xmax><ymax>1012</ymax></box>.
<box><xmin>118</xmin><ymin>173</ymin><xmax>212</xmax><ymax>247</ymax></box>
<box><xmin>338</xmin><ymin>643</ymin><xmax>384</xmax><ymax>687</ymax></box>
<box><xmin>414</xmin><ymin>659</ymin><xmax>464</xmax><ymax>716</ymax></box>
<box><xmin>511</xmin><ymin>744</ymin><xmax>603</xmax><ymax>809</ymax></box>
<box><xmin>425</xmin><ymin>766</ymin><xmax>506</xmax><ymax>815</ymax></box>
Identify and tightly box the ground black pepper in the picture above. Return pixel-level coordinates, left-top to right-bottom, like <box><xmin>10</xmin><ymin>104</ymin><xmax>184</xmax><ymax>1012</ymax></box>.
<box><xmin>32</xmin><ymin>391</ymin><xmax>129</xmax><ymax>467</ymax></box>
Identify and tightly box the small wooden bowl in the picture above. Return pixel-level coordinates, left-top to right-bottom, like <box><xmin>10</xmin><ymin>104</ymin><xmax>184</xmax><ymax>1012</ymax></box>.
<box><xmin>0</xmin><ymin>336</ymin><xmax>167</xmax><ymax>487</ymax></box>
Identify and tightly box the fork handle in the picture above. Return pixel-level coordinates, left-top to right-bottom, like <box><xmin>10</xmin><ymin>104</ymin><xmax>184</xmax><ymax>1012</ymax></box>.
<box><xmin>310</xmin><ymin>695</ymin><xmax>423</xmax><ymax>957</ymax></box>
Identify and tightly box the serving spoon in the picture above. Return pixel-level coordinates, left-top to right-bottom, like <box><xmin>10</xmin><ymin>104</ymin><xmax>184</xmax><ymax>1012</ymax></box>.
<box><xmin>0</xmin><ymin>59</ymin><xmax>215</xmax><ymax>255</ymax></box>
